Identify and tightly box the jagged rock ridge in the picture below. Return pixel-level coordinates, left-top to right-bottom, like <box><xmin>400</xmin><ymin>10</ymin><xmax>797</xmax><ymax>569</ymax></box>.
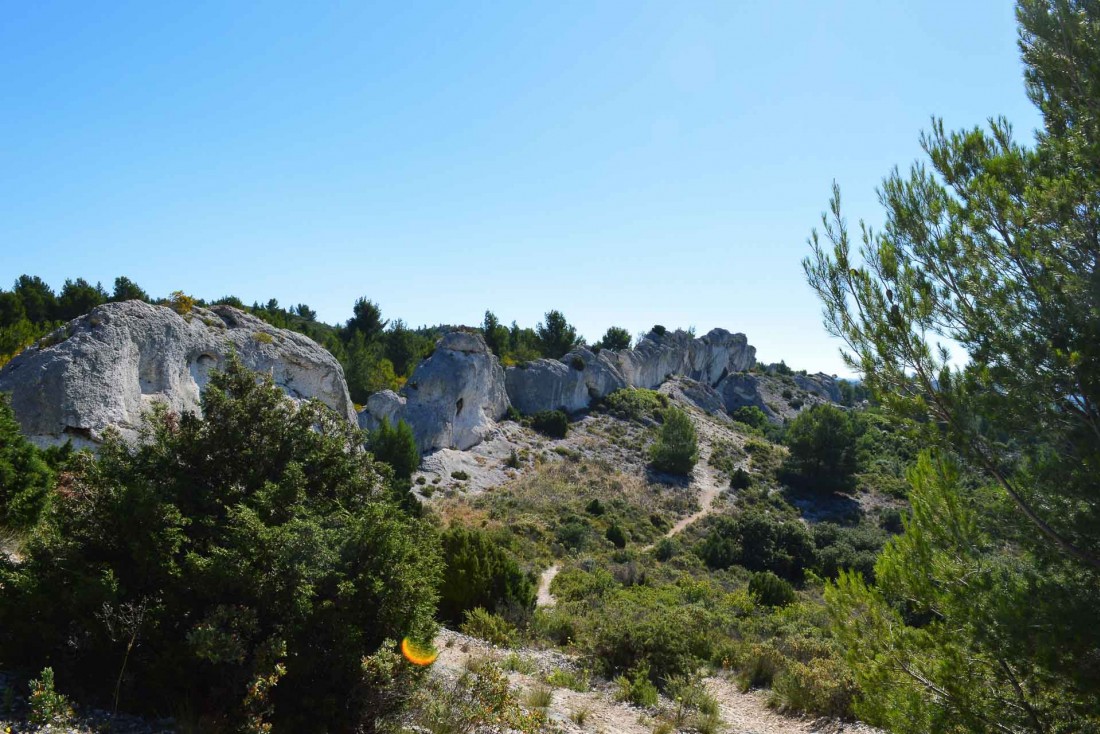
<box><xmin>0</xmin><ymin>300</ymin><xmax>356</xmax><ymax>448</ymax></box>
<box><xmin>360</xmin><ymin>327</ymin><xmax>768</xmax><ymax>454</ymax></box>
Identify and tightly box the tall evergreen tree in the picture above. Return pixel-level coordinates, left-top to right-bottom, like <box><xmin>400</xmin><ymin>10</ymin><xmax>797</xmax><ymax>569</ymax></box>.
<box><xmin>535</xmin><ymin>310</ymin><xmax>581</xmax><ymax>359</ymax></box>
<box><xmin>805</xmin><ymin>2</ymin><xmax>1100</xmax><ymax>729</ymax></box>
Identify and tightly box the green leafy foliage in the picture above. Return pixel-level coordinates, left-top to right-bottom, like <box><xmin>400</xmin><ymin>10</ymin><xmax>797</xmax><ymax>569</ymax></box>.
<box><xmin>804</xmin><ymin>3</ymin><xmax>1100</xmax><ymax>730</ymax></box>
<box><xmin>367</xmin><ymin>417</ymin><xmax>420</xmax><ymax>481</ymax></box>
<box><xmin>695</xmin><ymin>511</ymin><xmax>815</xmax><ymax>581</ymax></box>
<box><xmin>748</xmin><ymin>571</ymin><xmax>795</xmax><ymax>607</ymax></box>
<box><xmin>27</xmin><ymin>667</ymin><xmax>73</xmax><ymax>726</ymax></box>
<box><xmin>438</xmin><ymin>526</ymin><xmax>535</xmax><ymax>625</ymax></box>
<box><xmin>594</xmin><ymin>326</ymin><xmax>632</xmax><ymax>352</ymax></box>
<box><xmin>0</xmin><ymin>359</ymin><xmax>441</xmax><ymax>731</ymax></box>
<box><xmin>535</xmin><ymin>310</ymin><xmax>582</xmax><ymax>359</ymax></box>
<box><xmin>0</xmin><ymin>394</ymin><xmax>53</xmax><ymax>530</ymax></box>
<box><xmin>780</xmin><ymin>405</ymin><xmax>863</xmax><ymax>493</ymax></box>
<box><xmin>602</xmin><ymin>388</ymin><xmax>669</xmax><ymax>422</ymax></box>
<box><xmin>459</xmin><ymin>607</ymin><xmax>517</xmax><ymax>647</ymax></box>
<box><xmin>731</xmin><ymin>406</ymin><xmax>769</xmax><ymax>430</ymax></box>
<box><xmin>649</xmin><ymin>407</ymin><xmax>698</xmax><ymax>476</ymax></box>
<box><xmin>530</xmin><ymin>410</ymin><xmax>568</xmax><ymax>438</ymax></box>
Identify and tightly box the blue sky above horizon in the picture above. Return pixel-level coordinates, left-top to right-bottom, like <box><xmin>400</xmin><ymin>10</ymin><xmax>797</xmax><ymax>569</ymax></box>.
<box><xmin>1</xmin><ymin>2</ymin><xmax>1040</xmax><ymax>375</ymax></box>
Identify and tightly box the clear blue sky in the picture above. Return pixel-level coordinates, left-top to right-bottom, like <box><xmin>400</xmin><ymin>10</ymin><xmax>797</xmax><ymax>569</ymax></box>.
<box><xmin>1</xmin><ymin>2</ymin><xmax>1040</xmax><ymax>375</ymax></box>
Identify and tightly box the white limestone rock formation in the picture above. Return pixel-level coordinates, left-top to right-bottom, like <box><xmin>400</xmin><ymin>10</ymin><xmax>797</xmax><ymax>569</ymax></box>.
<box><xmin>0</xmin><ymin>300</ymin><xmax>356</xmax><ymax>448</ymax></box>
<box><xmin>504</xmin><ymin>327</ymin><xmax>757</xmax><ymax>415</ymax></box>
<box><xmin>357</xmin><ymin>331</ymin><xmax>509</xmax><ymax>454</ymax></box>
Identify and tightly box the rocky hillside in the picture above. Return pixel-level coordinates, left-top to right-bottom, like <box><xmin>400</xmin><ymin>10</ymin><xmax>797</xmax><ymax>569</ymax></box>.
<box><xmin>0</xmin><ymin>306</ymin><xmax>843</xmax><ymax>456</ymax></box>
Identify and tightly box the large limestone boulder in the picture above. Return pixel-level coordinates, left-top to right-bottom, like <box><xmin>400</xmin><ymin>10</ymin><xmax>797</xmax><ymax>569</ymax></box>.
<box><xmin>504</xmin><ymin>358</ymin><xmax>590</xmax><ymax>415</ymax></box>
<box><xmin>358</xmin><ymin>331</ymin><xmax>509</xmax><ymax>454</ymax></box>
<box><xmin>0</xmin><ymin>300</ymin><xmax>356</xmax><ymax>448</ymax></box>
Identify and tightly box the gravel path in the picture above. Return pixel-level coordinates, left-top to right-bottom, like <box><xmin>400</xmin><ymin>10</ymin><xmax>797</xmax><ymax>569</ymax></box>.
<box><xmin>536</xmin><ymin>563</ymin><xmax>561</xmax><ymax>607</ymax></box>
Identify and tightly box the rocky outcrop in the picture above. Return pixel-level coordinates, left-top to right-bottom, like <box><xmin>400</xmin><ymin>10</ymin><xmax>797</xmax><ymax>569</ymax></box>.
<box><xmin>358</xmin><ymin>331</ymin><xmax>509</xmax><ymax>454</ymax></box>
<box><xmin>0</xmin><ymin>300</ymin><xmax>356</xmax><ymax>448</ymax></box>
<box><xmin>505</xmin><ymin>358</ymin><xmax>590</xmax><ymax>415</ymax></box>
<box><xmin>793</xmin><ymin>372</ymin><xmax>842</xmax><ymax>403</ymax></box>
<box><xmin>504</xmin><ymin>327</ymin><xmax>756</xmax><ymax>415</ymax></box>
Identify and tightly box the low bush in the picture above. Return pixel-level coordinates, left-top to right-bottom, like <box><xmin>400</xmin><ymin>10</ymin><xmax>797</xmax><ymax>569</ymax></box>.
<box><xmin>605</xmin><ymin>523</ymin><xmax>627</xmax><ymax>548</ymax></box>
<box><xmin>545</xmin><ymin>667</ymin><xmax>589</xmax><ymax>692</ymax></box>
<box><xmin>730</xmin><ymin>467</ymin><xmax>752</xmax><ymax>490</ymax></box>
<box><xmin>603</xmin><ymin>388</ymin><xmax>669</xmax><ymax>422</ymax></box>
<box><xmin>731</xmin><ymin>406</ymin><xmax>768</xmax><ymax>430</ymax></box>
<box><xmin>770</xmin><ymin>657</ymin><xmax>855</xmax><ymax>718</ymax></box>
<box><xmin>530</xmin><ymin>410</ymin><xmax>568</xmax><ymax>439</ymax></box>
<box><xmin>460</xmin><ymin>607</ymin><xmax>517</xmax><ymax>647</ymax></box>
<box><xmin>811</xmin><ymin>522</ymin><xmax>887</xmax><ymax>580</ymax></box>
<box><xmin>748</xmin><ymin>571</ymin><xmax>796</xmax><ymax>607</ymax></box>
<box><xmin>28</xmin><ymin>667</ymin><xmax>73</xmax><ymax>727</ymax></box>
<box><xmin>406</xmin><ymin>661</ymin><xmax>545</xmax><ymax>734</ymax></box>
<box><xmin>613</xmin><ymin>665</ymin><xmax>659</xmax><ymax>707</ymax></box>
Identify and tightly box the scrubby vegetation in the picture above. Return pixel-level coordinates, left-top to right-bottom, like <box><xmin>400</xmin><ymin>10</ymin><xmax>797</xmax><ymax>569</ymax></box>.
<box><xmin>0</xmin><ymin>359</ymin><xmax>442</xmax><ymax>732</ymax></box>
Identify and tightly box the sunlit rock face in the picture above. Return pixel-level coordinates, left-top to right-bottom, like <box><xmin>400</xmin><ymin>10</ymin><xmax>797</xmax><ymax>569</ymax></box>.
<box><xmin>358</xmin><ymin>331</ymin><xmax>510</xmax><ymax>454</ymax></box>
<box><xmin>0</xmin><ymin>300</ymin><xmax>355</xmax><ymax>448</ymax></box>
<box><xmin>504</xmin><ymin>327</ymin><xmax>757</xmax><ymax>415</ymax></box>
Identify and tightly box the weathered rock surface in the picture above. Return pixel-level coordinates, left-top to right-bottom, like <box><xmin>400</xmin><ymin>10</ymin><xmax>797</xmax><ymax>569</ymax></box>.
<box><xmin>504</xmin><ymin>358</ymin><xmax>590</xmax><ymax>415</ymax></box>
<box><xmin>0</xmin><ymin>300</ymin><xmax>356</xmax><ymax>448</ymax></box>
<box><xmin>358</xmin><ymin>331</ymin><xmax>509</xmax><ymax>454</ymax></box>
<box><xmin>504</xmin><ymin>327</ymin><xmax>756</xmax><ymax>415</ymax></box>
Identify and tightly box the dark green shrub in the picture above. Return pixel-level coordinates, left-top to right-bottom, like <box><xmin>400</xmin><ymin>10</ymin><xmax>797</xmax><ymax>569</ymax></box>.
<box><xmin>0</xmin><ymin>359</ymin><xmax>441</xmax><ymax>732</ymax></box>
<box><xmin>654</xmin><ymin>537</ymin><xmax>678</xmax><ymax>562</ymax></box>
<box><xmin>649</xmin><ymin>408</ymin><xmax>698</xmax><ymax>476</ymax></box>
<box><xmin>438</xmin><ymin>526</ymin><xmax>535</xmax><ymax>624</ymax></box>
<box><xmin>584</xmin><ymin>498</ymin><xmax>605</xmax><ymax>516</ymax></box>
<box><xmin>530</xmin><ymin>410</ymin><xmax>568</xmax><ymax>438</ymax></box>
<box><xmin>748</xmin><ymin>571</ymin><xmax>795</xmax><ymax>607</ymax></box>
<box><xmin>730</xmin><ymin>467</ymin><xmax>752</xmax><ymax>490</ymax></box>
<box><xmin>569</xmin><ymin>356</ymin><xmax>585</xmax><ymax>371</ymax></box>
<box><xmin>451</xmin><ymin>470</ymin><xmax>470</xmax><ymax>481</ymax></box>
<box><xmin>780</xmin><ymin>405</ymin><xmax>863</xmax><ymax>493</ymax></box>
<box><xmin>731</xmin><ymin>406</ymin><xmax>768</xmax><ymax>430</ymax></box>
<box><xmin>0</xmin><ymin>394</ymin><xmax>53</xmax><ymax>531</ymax></box>
<box><xmin>555</xmin><ymin>518</ymin><xmax>594</xmax><ymax>551</ymax></box>
<box><xmin>695</xmin><ymin>511</ymin><xmax>815</xmax><ymax>581</ymax></box>
<box><xmin>366</xmin><ymin>417</ymin><xmax>420</xmax><ymax>480</ymax></box>
<box><xmin>593</xmin><ymin>326</ymin><xmax>632</xmax><ymax>352</ymax></box>
<box><xmin>879</xmin><ymin>508</ymin><xmax>904</xmax><ymax>534</ymax></box>
<box><xmin>651</xmin><ymin>325</ymin><xmax>667</xmax><ymax>336</ymax></box>
<box><xmin>505</xmin><ymin>449</ymin><xmax>521</xmax><ymax>469</ymax></box>
<box><xmin>605</xmin><ymin>523</ymin><xmax>626</xmax><ymax>549</ymax></box>
<box><xmin>504</xmin><ymin>405</ymin><xmax>523</xmax><ymax>423</ymax></box>
<box><xmin>811</xmin><ymin>522</ymin><xmax>887</xmax><ymax>580</ymax></box>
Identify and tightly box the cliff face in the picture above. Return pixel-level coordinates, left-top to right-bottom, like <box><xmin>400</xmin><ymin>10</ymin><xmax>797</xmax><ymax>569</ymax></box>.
<box><xmin>0</xmin><ymin>300</ymin><xmax>356</xmax><ymax>447</ymax></box>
